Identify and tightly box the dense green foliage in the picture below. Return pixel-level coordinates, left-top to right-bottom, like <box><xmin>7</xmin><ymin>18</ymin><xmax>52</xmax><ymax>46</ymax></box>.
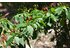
<box><xmin>0</xmin><ymin>3</ymin><xmax>70</xmax><ymax>48</ymax></box>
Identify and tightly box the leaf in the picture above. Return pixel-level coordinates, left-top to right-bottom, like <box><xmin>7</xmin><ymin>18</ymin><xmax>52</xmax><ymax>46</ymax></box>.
<box><xmin>16</xmin><ymin>23</ymin><xmax>26</xmax><ymax>29</ymax></box>
<box><xmin>51</xmin><ymin>14</ymin><xmax>57</xmax><ymax>22</ymax></box>
<box><xmin>23</xmin><ymin>12</ymin><xmax>30</xmax><ymax>17</ymax></box>
<box><xmin>55</xmin><ymin>7</ymin><xmax>63</xmax><ymax>15</ymax></box>
<box><xmin>47</xmin><ymin>22</ymin><xmax>52</xmax><ymax>27</ymax></box>
<box><xmin>33</xmin><ymin>24</ymin><xmax>37</xmax><ymax>30</ymax></box>
<box><xmin>19</xmin><ymin>16</ymin><xmax>24</xmax><ymax>24</ymax></box>
<box><xmin>64</xmin><ymin>7</ymin><xmax>70</xmax><ymax>20</ymax></box>
<box><xmin>27</xmin><ymin>25</ymin><xmax>34</xmax><ymax>36</ymax></box>
<box><xmin>36</xmin><ymin>22</ymin><xmax>41</xmax><ymax>28</ymax></box>
<box><xmin>37</xmin><ymin>12</ymin><xmax>44</xmax><ymax>18</ymax></box>
<box><xmin>40</xmin><ymin>20</ymin><xmax>46</xmax><ymax>27</ymax></box>
<box><xmin>6</xmin><ymin>33</ymin><xmax>16</xmax><ymax>46</ymax></box>
<box><xmin>19</xmin><ymin>37</ymin><xmax>25</xmax><ymax>47</ymax></box>
<box><xmin>0</xmin><ymin>19</ymin><xmax>8</xmax><ymax>31</ymax></box>
<box><xmin>14</xmin><ymin>37</ymin><xmax>20</xmax><ymax>45</ymax></box>
<box><xmin>6</xmin><ymin>36</ymin><xmax>14</xmax><ymax>46</ymax></box>
<box><xmin>22</xmin><ymin>28</ymin><xmax>27</xmax><ymax>34</ymax></box>
<box><xmin>14</xmin><ymin>13</ymin><xmax>24</xmax><ymax>24</ymax></box>
<box><xmin>8</xmin><ymin>21</ymin><xmax>14</xmax><ymax>29</ymax></box>
<box><xmin>66</xmin><ymin>11</ymin><xmax>70</xmax><ymax>20</ymax></box>
<box><xmin>31</xmin><ymin>9</ymin><xmax>44</xmax><ymax>18</ymax></box>
<box><xmin>46</xmin><ymin>12</ymin><xmax>51</xmax><ymax>17</ymax></box>
<box><xmin>51</xmin><ymin>8</ymin><xmax>55</xmax><ymax>13</ymax></box>
<box><xmin>7</xmin><ymin>35</ymin><xmax>12</xmax><ymax>40</ymax></box>
<box><xmin>37</xmin><ymin>18</ymin><xmax>43</xmax><ymax>22</ymax></box>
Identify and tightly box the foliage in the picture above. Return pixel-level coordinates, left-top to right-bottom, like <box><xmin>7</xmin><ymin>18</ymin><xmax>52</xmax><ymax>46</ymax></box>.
<box><xmin>0</xmin><ymin>3</ymin><xmax>70</xmax><ymax>48</ymax></box>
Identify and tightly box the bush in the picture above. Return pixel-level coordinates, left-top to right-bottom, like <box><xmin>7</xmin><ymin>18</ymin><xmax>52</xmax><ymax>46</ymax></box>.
<box><xmin>0</xmin><ymin>3</ymin><xmax>70</xmax><ymax>48</ymax></box>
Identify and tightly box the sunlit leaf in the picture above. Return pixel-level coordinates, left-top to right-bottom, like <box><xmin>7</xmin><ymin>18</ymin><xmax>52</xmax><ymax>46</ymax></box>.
<box><xmin>51</xmin><ymin>14</ymin><xmax>57</xmax><ymax>22</ymax></box>
<box><xmin>14</xmin><ymin>37</ymin><xmax>20</xmax><ymax>45</ymax></box>
<box><xmin>64</xmin><ymin>7</ymin><xmax>70</xmax><ymax>20</ymax></box>
<box><xmin>55</xmin><ymin>7</ymin><xmax>63</xmax><ymax>15</ymax></box>
<box><xmin>6</xmin><ymin>33</ymin><xmax>16</xmax><ymax>46</ymax></box>
<box><xmin>6</xmin><ymin>36</ymin><xmax>14</xmax><ymax>46</ymax></box>
<box><xmin>33</xmin><ymin>24</ymin><xmax>37</xmax><ymax>30</ymax></box>
<box><xmin>27</xmin><ymin>25</ymin><xmax>34</xmax><ymax>36</ymax></box>
<box><xmin>19</xmin><ymin>37</ymin><xmax>25</xmax><ymax>47</ymax></box>
<box><xmin>51</xmin><ymin>8</ymin><xmax>55</xmax><ymax>13</ymax></box>
<box><xmin>47</xmin><ymin>22</ymin><xmax>52</xmax><ymax>27</ymax></box>
<box><xmin>46</xmin><ymin>12</ymin><xmax>51</xmax><ymax>17</ymax></box>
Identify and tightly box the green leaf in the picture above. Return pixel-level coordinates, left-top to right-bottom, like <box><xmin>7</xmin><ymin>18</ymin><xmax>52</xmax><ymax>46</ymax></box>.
<box><xmin>16</xmin><ymin>23</ymin><xmax>26</xmax><ymax>29</ymax></box>
<box><xmin>6</xmin><ymin>36</ymin><xmax>14</xmax><ymax>46</ymax></box>
<box><xmin>66</xmin><ymin>10</ymin><xmax>70</xmax><ymax>20</ymax></box>
<box><xmin>14</xmin><ymin>37</ymin><xmax>20</xmax><ymax>45</ymax></box>
<box><xmin>8</xmin><ymin>21</ymin><xmax>14</xmax><ymax>29</ymax></box>
<box><xmin>36</xmin><ymin>22</ymin><xmax>41</xmax><ymax>28</ymax></box>
<box><xmin>6</xmin><ymin>33</ymin><xmax>16</xmax><ymax>46</ymax></box>
<box><xmin>64</xmin><ymin>7</ymin><xmax>70</xmax><ymax>20</ymax></box>
<box><xmin>27</xmin><ymin>25</ymin><xmax>34</xmax><ymax>36</ymax></box>
<box><xmin>46</xmin><ymin>12</ymin><xmax>51</xmax><ymax>17</ymax></box>
<box><xmin>55</xmin><ymin>7</ymin><xmax>63</xmax><ymax>15</ymax></box>
<box><xmin>51</xmin><ymin>14</ymin><xmax>57</xmax><ymax>22</ymax></box>
<box><xmin>51</xmin><ymin>8</ymin><xmax>55</xmax><ymax>13</ymax></box>
<box><xmin>0</xmin><ymin>19</ymin><xmax>9</xmax><ymax>31</ymax></box>
<box><xmin>22</xmin><ymin>28</ymin><xmax>27</xmax><ymax>34</ymax></box>
<box><xmin>33</xmin><ymin>24</ymin><xmax>37</xmax><ymax>30</ymax></box>
<box><xmin>23</xmin><ymin>11</ymin><xmax>30</xmax><ymax>17</ymax></box>
<box><xmin>40</xmin><ymin>20</ymin><xmax>46</xmax><ymax>27</ymax></box>
<box><xmin>37</xmin><ymin>18</ymin><xmax>43</xmax><ymax>22</ymax></box>
<box><xmin>7</xmin><ymin>35</ymin><xmax>12</xmax><ymax>40</ymax></box>
<box><xmin>19</xmin><ymin>16</ymin><xmax>24</xmax><ymax>24</ymax></box>
<box><xmin>47</xmin><ymin>22</ymin><xmax>52</xmax><ymax>27</ymax></box>
<box><xmin>14</xmin><ymin>13</ymin><xmax>24</xmax><ymax>24</ymax></box>
<box><xmin>19</xmin><ymin>37</ymin><xmax>25</xmax><ymax>47</ymax></box>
